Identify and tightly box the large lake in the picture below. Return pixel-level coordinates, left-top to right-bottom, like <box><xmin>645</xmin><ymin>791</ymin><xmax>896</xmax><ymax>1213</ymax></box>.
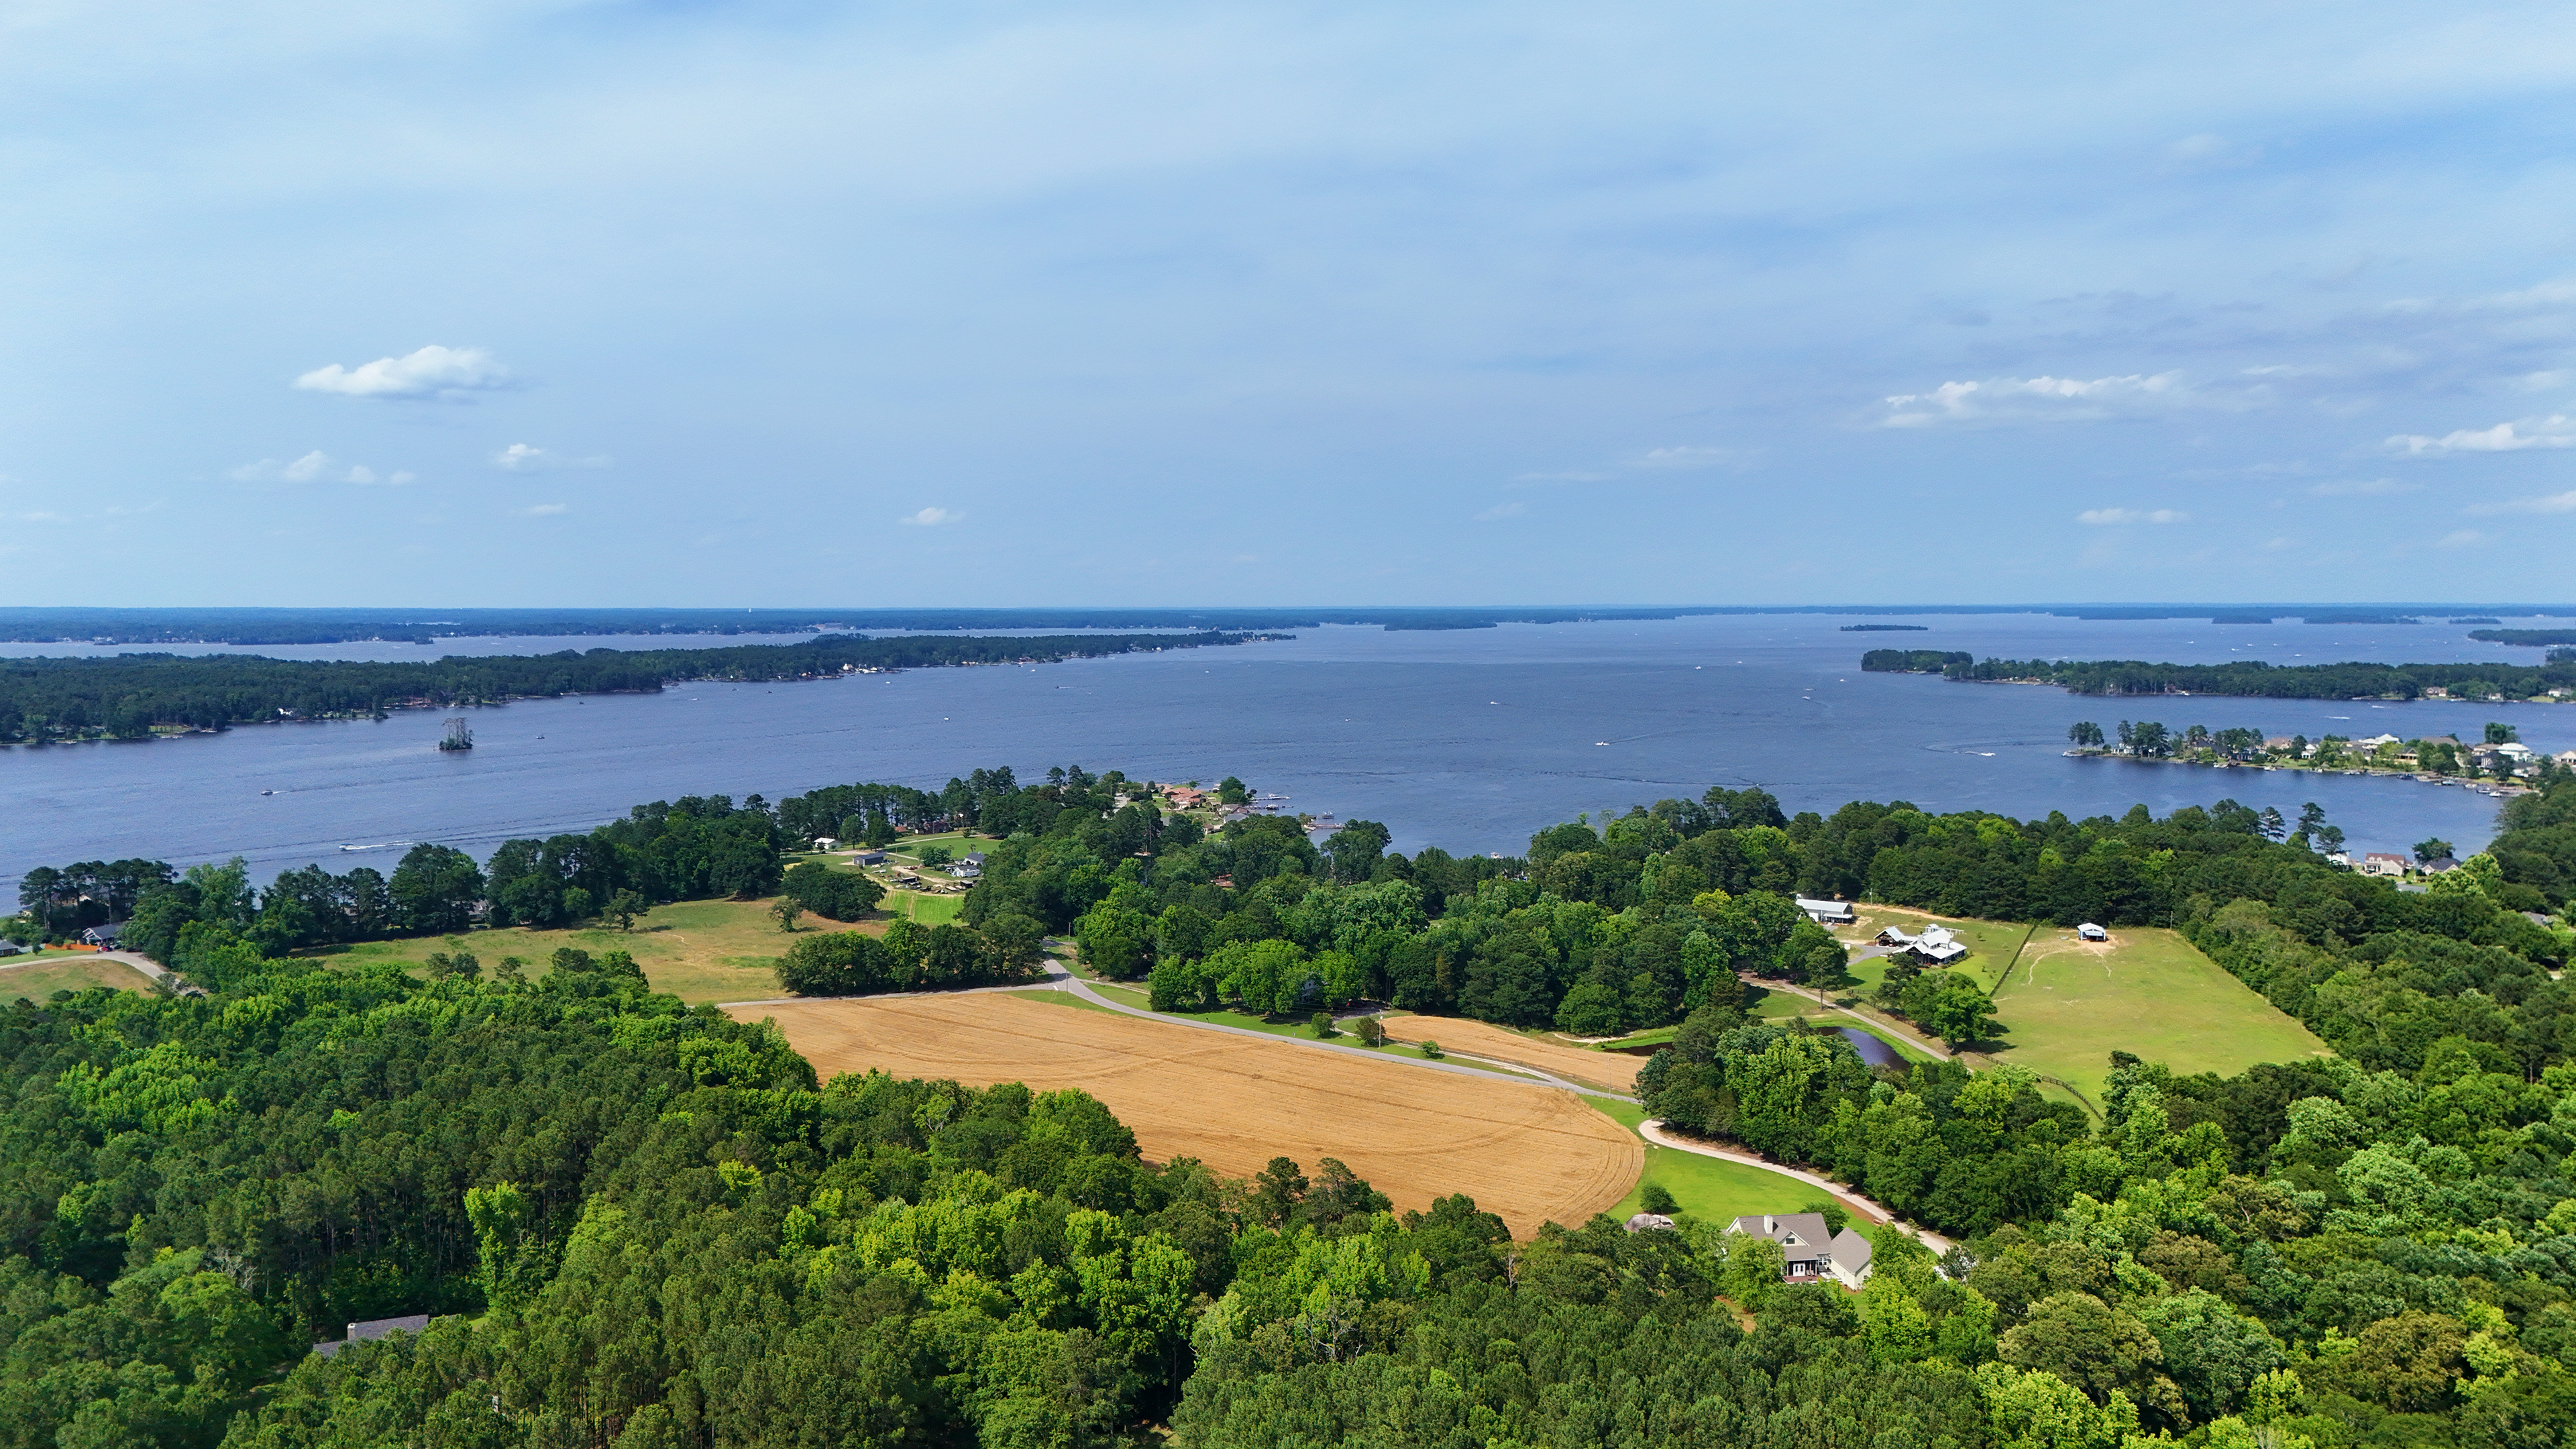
<box><xmin>7</xmin><ymin>613</ymin><xmax>2569</xmax><ymax>884</ymax></box>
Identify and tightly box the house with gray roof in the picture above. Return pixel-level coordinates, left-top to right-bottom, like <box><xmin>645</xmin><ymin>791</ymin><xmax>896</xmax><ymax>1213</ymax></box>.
<box><xmin>1729</xmin><ymin>1212</ymin><xmax>1874</xmax><ymax>1289</ymax></box>
<box><xmin>311</xmin><ymin>1313</ymin><xmax>431</xmax><ymax>1356</ymax></box>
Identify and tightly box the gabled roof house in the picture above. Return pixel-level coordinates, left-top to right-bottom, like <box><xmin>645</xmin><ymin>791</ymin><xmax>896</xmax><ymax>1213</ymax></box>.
<box><xmin>1729</xmin><ymin>1212</ymin><xmax>1874</xmax><ymax>1288</ymax></box>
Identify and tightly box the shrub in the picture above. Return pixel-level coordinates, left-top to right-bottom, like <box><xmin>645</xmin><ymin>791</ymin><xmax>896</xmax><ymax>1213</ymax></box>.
<box><xmin>1419</xmin><ymin>1039</ymin><xmax>1443</xmax><ymax>1059</ymax></box>
<box><xmin>1310</xmin><ymin>1011</ymin><xmax>1335</xmax><ymax>1038</ymax></box>
<box><xmin>1352</xmin><ymin>1016</ymin><xmax>1387</xmax><ymax>1047</ymax></box>
<box><xmin>1640</xmin><ymin>1181</ymin><xmax>1678</xmax><ymax>1216</ymax></box>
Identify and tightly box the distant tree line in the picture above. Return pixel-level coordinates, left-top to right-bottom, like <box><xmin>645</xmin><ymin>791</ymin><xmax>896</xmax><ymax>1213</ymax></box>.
<box><xmin>1866</xmin><ymin>651</ymin><xmax>2576</xmax><ymax>701</ymax></box>
<box><xmin>0</xmin><ymin>631</ymin><xmax>1272</xmax><ymax>741</ymax></box>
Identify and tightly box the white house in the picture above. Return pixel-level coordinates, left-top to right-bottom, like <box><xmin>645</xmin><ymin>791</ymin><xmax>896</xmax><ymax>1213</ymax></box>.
<box><xmin>1794</xmin><ymin>897</ymin><xmax>1856</xmax><ymax>924</ymax></box>
<box><xmin>811</xmin><ymin>837</ymin><xmax>840</xmax><ymax>851</ymax></box>
<box><xmin>1729</xmin><ymin>1212</ymin><xmax>1874</xmax><ymax>1289</ymax></box>
<box><xmin>2360</xmin><ymin>853</ymin><xmax>2408</xmax><ymax>877</ymax></box>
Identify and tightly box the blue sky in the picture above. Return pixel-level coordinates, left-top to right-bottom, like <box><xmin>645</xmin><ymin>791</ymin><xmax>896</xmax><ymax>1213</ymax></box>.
<box><xmin>3</xmin><ymin>0</ymin><xmax>2573</xmax><ymax>606</ymax></box>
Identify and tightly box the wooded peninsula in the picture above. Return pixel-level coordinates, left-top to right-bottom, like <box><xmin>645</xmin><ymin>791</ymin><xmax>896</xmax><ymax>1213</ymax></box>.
<box><xmin>0</xmin><ymin>631</ymin><xmax>1275</xmax><ymax>742</ymax></box>
<box><xmin>1865</xmin><ymin>649</ymin><xmax>2576</xmax><ymax>702</ymax></box>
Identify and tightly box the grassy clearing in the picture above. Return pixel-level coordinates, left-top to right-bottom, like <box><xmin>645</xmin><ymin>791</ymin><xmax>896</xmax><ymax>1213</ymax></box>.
<box><xmin>1588</xmin><ymin>1099</ymin><xmax>1856</xmax><ymax>1234</ymax></box>
<box><xmin>1009</xmin><ymin>987</ymin><xmax>1121</xmax><ymax>1014</ymax></box>
<box><xmin>1979</xmin><ymin>924</ymin><xmax>2331</xmax><ymax>1104</ymax></box>
<box><xmin>0</xmin><ymin>956</ymin><xmax>151</xmax><ymax>1000</ymax></box>
<box><xmin>887</xmin><ymin>892</ymin><xmax>964</xmax><ymax>925</ymax></box>
<box><xmin>311</xmin><ymin>896</ymin><xmax>869</xmax><ymax>1004</ymax></box>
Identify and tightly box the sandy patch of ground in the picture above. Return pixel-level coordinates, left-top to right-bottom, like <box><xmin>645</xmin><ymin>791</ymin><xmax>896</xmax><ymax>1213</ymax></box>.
<box><xmin>1376</xmin><ymin>1014</ymin><xmax>1644</xmax><ymax>1092</ymax></box>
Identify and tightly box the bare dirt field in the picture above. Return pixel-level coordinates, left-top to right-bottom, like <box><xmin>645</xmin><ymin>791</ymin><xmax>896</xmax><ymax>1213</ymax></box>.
<box><xmin>1377</xmin><ymin>1014</ymin><xmax>1641</xmax><ymax>1092</ymax></box>
<box><xmin>747</xmin><ymin>993</ymin><xmax>1642</xmax><ymax>1236</ymax></box>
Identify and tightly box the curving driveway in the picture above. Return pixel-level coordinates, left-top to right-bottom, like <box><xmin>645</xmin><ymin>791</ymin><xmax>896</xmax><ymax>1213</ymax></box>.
<box><xmin>1637</xmin><ymin>1118</ymin><xmax>1955</xmax><ymax>1255</ymax></box>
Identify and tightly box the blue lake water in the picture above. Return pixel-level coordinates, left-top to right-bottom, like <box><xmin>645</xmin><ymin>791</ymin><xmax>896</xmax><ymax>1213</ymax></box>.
<box><xmin>4</xmin><ymin>613</ymin><xmax>2568</xmax><ymax>885</ymax></box>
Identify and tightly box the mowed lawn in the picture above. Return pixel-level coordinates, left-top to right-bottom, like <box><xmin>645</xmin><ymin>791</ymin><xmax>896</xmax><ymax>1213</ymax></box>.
<box><xmin>1982</xmin><ymin>924</ymin><xmax>2330</xmax><ymax>1104</ymax></box>
<box><xmin>315</xmin><ymin>896</ymin><xmax>876</xmax><ymax>1004</ymax></box>
<box><xmin>1591</xmin><ymin>1100</ymin><xmax>1854</xmax><ymax>1234</ymax></box>
<box><xmin>0</xmin><ymin>955</ymin><xmax>154</xmax><ymax>1000</ymax></box>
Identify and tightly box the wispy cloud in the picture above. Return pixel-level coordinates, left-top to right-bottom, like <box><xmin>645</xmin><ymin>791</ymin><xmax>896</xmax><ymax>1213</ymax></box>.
<box><xmin>493</xmin><ymin>443</ymin><xmax>608</xmax><ymax>472</ymax></box>
<box><xmin>2436</xmin><ymin>529</ymin><xmax>2489</xmax><ymax>549</ymax></box>
<box><xmin>2306</xmin><ymin>477</ymin><xmax>2417</xmax><ymax>497</ymax></box>
<box><xmin>1511</xmin><ymin>470</ymin><xmax>1613</xmax><ymax>484</ymax></box>
<box><xmin>2077</xmin><ymin>507</ymin><xmax>2189</xmax><ymax>525</ymax></box>
<box><xmin>517</xmin><ymin>502</ymin><xmax>570</xmax><ymax>517</ymax></box>
<box><xmin>227</xmin><ymin>451</ymin><xmax>413</xmax><ymax>486</ymax></box>
<box><xmin>2465</xmin><ymin>488</ymin><xmax>2576</xmax><ymax>517</ymax></box>
<box><xmin>1473</xmin><ymin>501</ymin><xmax>1526</xmax><ymax>521</ymax></box>
<box><xmin>295</xmin><ymin>345</ymin><xmax>511</xmax><ymax>399</ymax></box>
<box><xmin>900</xmin><ymin>506</ymin><xmax>962</xmax><ymax>526</ymax></box>
<box><xmin>2383</xmin><ymin>415</ymin><xmax>2576</xmax><ymax>456</ymax></box>
<box><xmin>1881</xmin><ymin>372</ymin><xmax>2185</xmax><ymax>427</ymax></box>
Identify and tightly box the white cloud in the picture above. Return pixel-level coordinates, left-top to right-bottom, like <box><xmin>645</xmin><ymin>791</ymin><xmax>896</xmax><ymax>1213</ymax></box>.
<box><xmin>2077</xmin><ymin>507</ymin><xmax>2190</xmax><ymax>525</ymax></box>
<box><xmin>518</xmin><ymin>502</ymin><xmax>570</xmax><ymax>517</ymax></box>
<box><xmin>1511</xmin><ymin>470</ymin><xmax>1613</xmax><ymax>484</ymax></box>
<box><xmin>2436</xmin><ymin>529</ymin><xmax>2489</xmax><ymax>548</ymax></box>
<box><xmin>294</xmin><ymin>345</ymin><xmax>511</xmax><ymax>399</ymax></box>
<box><xmin>2383</xmin><ymin>415</ymin><xmax>2576</xmax><ymax>455</ymax></box>
<box><xmin>2465</xmin><ymin>488</ymin><xmax>2576</xmax><ymax>517</ymax></box>
<box><xmin>1881</xmin><ymin>372</ymin><xmax>2184</xmax><ymax>427</ymax></box>
<box><xmin>1473</xmin><ymin>501</ymin><xmax>1526</xmax><ymax>521</ymax></box>
<box><xmin>227</xmin><ymin>450</ymin><xmax>411</xmax><ymax>485</ymax></box>
<box><xmin>2306</xmin><ymin>477</ymin><xmax>2417</xmax><ymax>496</ymax></box>
<box><xmin>493</xmin><ymin>443</ymin><xmax>608</xmax><ymax>472</ymax></box>
<box><xmin>900</xmin><ymin>506</ymin><xmax>962</xmax><ymax>525</ymax></box>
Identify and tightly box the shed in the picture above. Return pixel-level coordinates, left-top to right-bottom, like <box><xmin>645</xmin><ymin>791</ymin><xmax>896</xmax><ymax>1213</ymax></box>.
<box><xmin>1794</xmin><ymin>897</ymin><xmax>1856</xmax><ymax>924</ymax></box>
<box><xmin>1623</xmin><ymin>1212</ymin><xmax>1675</xmax><ymax>1234</ymax></box>
<box><xmin>851</xmin><ymin>850</ymin><xmax>888</xmax><ymax>866</ymax></box>
<box><xmin>2077</xmin><ymin>923</ymin><xmax>2108</xmax><ymax>942</ymax></box>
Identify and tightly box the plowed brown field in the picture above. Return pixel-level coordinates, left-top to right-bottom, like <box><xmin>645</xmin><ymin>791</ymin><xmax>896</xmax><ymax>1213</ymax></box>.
<box><xmin>745</xmin><ymin>993</ymin><xmax>1641</xmax><ymax>1236</ymax></box>
<box><xmin>1377</xmin><ymin>1015</ymin><xmax>1640</xmax><ymax>1092</ymax></box>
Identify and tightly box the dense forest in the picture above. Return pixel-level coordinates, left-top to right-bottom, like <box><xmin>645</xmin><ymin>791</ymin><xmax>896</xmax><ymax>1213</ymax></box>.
<box><xmin>11</xmin><ymin>762</ymin><xmax>2576</xmax><ymax>1443</ymax></box>
<box><xmin>0</xmin><ymin>632</ymin><xmax>1272</xmax><ymax>741</ymax></box>
<box><xmin>6</xmin><ymin>777</ymin><xmax>2576</xmax><ymax>1443</ymax></box>
<box><xmin>1864</xmin><ymin>650</ymin><xmax>2576</xmax><ymax>702</ymax></box>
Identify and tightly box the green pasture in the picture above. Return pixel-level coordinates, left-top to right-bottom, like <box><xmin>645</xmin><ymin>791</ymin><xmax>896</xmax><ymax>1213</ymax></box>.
<box><xmin>1983</xmin><ymin>924</ymin><xmax>2331</xmax><ymax>1104</ymax></box>
<box><xmin>1591</xmin><ymin>1099</ymin><xmax>1870</xmax><ymax>1240</ymax></box>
